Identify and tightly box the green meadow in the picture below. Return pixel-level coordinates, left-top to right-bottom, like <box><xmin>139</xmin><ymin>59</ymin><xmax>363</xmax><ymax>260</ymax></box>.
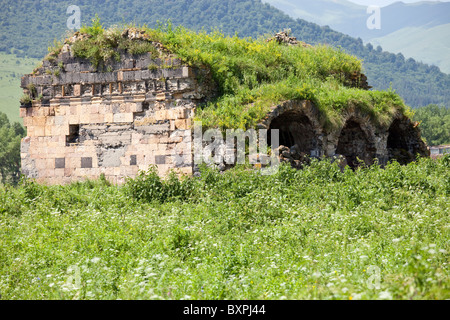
<box><xmin>1</xmin><ymin>158</ymin><xmax>448</xmax><ymax>300</ymax></box>
<box><xmin>0</xmin><ymin>52</ymin><xmax>39</xmax><ymax>123</ymax></box>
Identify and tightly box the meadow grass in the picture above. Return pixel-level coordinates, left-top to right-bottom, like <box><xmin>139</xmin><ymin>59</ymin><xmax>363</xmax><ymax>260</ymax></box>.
<box><xmin>0</xmin><ymin>157</ymin><xmax>448</xmax><ymax>300</ymax></box>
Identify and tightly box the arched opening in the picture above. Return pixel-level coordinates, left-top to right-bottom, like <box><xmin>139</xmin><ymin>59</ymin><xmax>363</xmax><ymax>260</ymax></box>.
<box><xmin>336</xmin><ymin>119</ymin><xmax>376</xmax><ymax>169</ymax></box>
<box><xmin>268</xmin><ymin>111</ymin><xmax>320</xmax><ymax>156</ymax></box>
<box><xmin>387</xmin><ymin>118</ymin><xmax>421</xmax><ymax>164</ymax></box>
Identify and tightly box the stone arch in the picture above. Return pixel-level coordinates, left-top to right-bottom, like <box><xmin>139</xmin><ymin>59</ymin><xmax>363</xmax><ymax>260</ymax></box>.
<box><xmin>335</xmin><ymin>117</ymin><xmax>376</xmax><ymax>168</ymax></box>
<box><xmin>264</xmin><ymin>100</ymin><xmax>322</xmax><ymax>157</ymax></box>
<box><xmin>387</xmin><ymin>117</ymin><xmax>428</xmax><ymax>164</ymax></box>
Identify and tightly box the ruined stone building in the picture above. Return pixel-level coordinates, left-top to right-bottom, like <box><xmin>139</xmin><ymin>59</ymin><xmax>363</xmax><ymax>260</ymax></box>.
<box><xmin>19</xmin><ymin>30</ymin><xmax>429</xmax><ymax>184</ymax></box>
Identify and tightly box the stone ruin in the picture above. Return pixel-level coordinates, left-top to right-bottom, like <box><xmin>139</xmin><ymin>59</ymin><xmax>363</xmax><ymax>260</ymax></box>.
<box><xmin>19</xmin><ymin>30</ymin><xmax>429</xmax><ymax>184</ymax></box>
<box><xmin>260</xmin><ymin>100</ymin><xmax>428</xmax><ymax>170</ymax></box>
<box><xmin>266</xmin><ymin>30</ymin><xmax>310</xmax><ymax>47</ymax></box>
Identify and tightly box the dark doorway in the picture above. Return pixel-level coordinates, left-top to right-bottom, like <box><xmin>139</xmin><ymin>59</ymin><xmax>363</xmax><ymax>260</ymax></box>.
<box><xmin>268</xmin><ymin>111</ymin><xmax>319</xmax><ymax>155</ymax></box>
<box><xmin>336</xmin><ymin>119</ymin><xmax>376</xmax><ymax>169</ymax></box>
<box><xmin>387</xmin><ymin>119</ymin><xmax>419</xmax><ymax>164</ymax></box>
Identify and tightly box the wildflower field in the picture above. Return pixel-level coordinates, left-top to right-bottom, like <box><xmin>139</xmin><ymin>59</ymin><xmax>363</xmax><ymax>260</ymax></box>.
<box><xmin>0</xmin><ymin>156</ymin><xmax>448</xmax><ymax>300</ymax></box>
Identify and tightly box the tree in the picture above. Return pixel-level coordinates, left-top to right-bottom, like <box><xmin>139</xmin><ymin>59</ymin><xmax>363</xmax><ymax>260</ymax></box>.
<box><xmin>0</xmin><ymin>112</ymin><xmax>25</xmax><ymax>184</ymax></box>
<box><xmin>413</xmin><ymin>105</ymin><xmax>450</xmax><ymax>146</ymax></box>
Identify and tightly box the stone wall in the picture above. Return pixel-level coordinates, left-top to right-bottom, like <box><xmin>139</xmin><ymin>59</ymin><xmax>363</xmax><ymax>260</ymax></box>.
<box><xmin>20</xmin><ymin>44</ymin><xmax>215</xmax><ymax>184</ymax></box>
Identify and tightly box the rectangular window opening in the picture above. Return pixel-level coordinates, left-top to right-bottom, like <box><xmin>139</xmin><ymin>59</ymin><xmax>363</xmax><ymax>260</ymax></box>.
<box><xmin>66</xmin><ymin>124</ymin><xmax>80</xmax><ymax>145</ymax></box>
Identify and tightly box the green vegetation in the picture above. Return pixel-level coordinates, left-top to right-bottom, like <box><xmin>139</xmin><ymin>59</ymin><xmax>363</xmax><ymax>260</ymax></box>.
<box><xmin>173</xmin><ymin>26</ymin><xmax>406</xmax><ymax>130</ymax></box>
<box><xmin>148</xmin><ymin>63</ymin><xmax>159</xmax><ymax>71</ymax></box>
<box><xmin>26</xmin><ymin>83</ymin><xmax>36</xmax><ymax>98</ymax></box>
<box><xmin>0</xmin><ymin>157</ymin><xmax>449</xmax><ymax>299</ymax></box>
<box><xmin>413</xmin><ymin>105</ymin><xmax>450</xmax><ymax>146</ymax></box>
<box><xmin>19</xmin><ymin>94</ymin><xmax>31</xmax><ymax>105</ymax></box>
<box><xmin>71</xmin><ymin>17</ymin><xmax>159</xmax><ymax>70</ymax></box>
<box><xmin>0</xmin><ymin>112</ymin><xmax>25</xmax><ymax>184</ymax></box>
<box><xmin>79</xmin><ymin>13</ymin><xmax>104</xmax><ymax>38</ymax></box>
<box><xmin>67</xmin><ymin>22</ymin><xmax>407</xmax><ymax>130</ymax></box>
<box><xmin>1</xmin><ymin>4</ymin><xmax>448</xmax><ymax>301</ymax></box>
<box><xmin>0</xmin><ymin>0</ymin><xmax>448</xmax><ymax>112</ymax></box>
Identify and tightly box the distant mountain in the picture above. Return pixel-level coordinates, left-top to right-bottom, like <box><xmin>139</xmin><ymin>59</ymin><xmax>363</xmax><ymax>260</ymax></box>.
<box><xmin>264</xmin><ymin>0</ymin><xmax>450</xmax><ymax>38</ymax></box>
<box><xmin>264</xmin><ymin>0</ymin><xmax>450</xmax><ymax>73</ymax></box>
<box><xmin>0</xmin><ymin>0</ymin><xmax>449</xmax><ymax>115</ymax></box>
<box><xmin>262</xmin><ymin>0</ymin><xmax>365</xmax><ymax>34</ymax></box>
<box><xmin>369</xmin><ymin>23</ymin><xmax>450</xmax><ymax>75</ymax></box>
<box><xmin>363</xmin><ymin>1</ymin><xmax>450</xmax><ymax>38</ymax></box>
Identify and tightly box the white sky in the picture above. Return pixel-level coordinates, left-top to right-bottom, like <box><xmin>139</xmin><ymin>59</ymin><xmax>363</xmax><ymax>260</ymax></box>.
<box><xmin>348</xmin><ymin>0</ymin><xmax>450</xmax><ymax>6</ymax></box>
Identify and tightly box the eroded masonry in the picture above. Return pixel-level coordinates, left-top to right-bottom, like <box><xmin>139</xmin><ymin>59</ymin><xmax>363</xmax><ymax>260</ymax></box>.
<box><xmin>20</xmin><ymin>32</ymin><xmax>217</xmax><ymax>184</ymax></box>
<box><xmin>20</xmin><ymin>31</ymin><xmax>429</xmax><ymax>184</ymax></box>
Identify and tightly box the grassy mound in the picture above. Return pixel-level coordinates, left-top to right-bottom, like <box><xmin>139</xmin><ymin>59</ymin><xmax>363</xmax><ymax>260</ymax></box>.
<box><xmin>45</xmin><ymin>18</ymin><xmax>411</xmax><ymax>130</ymax></box>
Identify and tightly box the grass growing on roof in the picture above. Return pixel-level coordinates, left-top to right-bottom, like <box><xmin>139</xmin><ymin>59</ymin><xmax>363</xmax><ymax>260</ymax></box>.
<box><xmin>149</xmin><ymin>25</ymin><xmax>407</xmax><ymax>130</ymax></box>
<box><xmin>60</xmin><ymin>19</ymin><xmax>409</xmax><ymax>130</ymax></box>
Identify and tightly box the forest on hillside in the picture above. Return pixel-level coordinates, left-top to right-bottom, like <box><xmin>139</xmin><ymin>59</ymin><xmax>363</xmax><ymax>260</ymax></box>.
<box><xmin>0</xmin><ymin>0</ymin><xmax>449</xmax><ymax>108</ymax></box>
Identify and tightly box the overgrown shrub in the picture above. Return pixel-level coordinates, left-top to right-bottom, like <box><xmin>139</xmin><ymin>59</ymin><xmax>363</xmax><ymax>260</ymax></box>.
<box><xmin>123</xmin><ymin>167</ymin><xmax>197</xmax><ymax>203</ymax></box>
<box><xmin>19</xmin><ymin>94</ymin><xmax>31</xmax><ymax>105</ymax></box>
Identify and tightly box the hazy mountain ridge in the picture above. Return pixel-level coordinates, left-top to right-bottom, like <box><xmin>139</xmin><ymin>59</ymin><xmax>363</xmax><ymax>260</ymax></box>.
<box><xmin>262</xmin><ymin>0</ymin><xmax>365</xmax><ymax>30</ymax></box>
<box><xmin>369</xmin><ymin>23</ymin><xmax>450</xmax><ymax>74</ymax></box>
<box><xmin>265</xmin><ymin>0</ymin><xmax>450</xmax><ymax>72</ymax></box>
<box><xmin>265</xmin><ymin>0</ymin><xmax>450</xmax><ymax>37</ymax></box>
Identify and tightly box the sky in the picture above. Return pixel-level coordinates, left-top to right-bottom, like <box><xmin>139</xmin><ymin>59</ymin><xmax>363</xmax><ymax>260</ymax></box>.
<box><xmin>348</xmin><ymin>0</ymin><xmax>450</xmax><ymax>6</ymax></box>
